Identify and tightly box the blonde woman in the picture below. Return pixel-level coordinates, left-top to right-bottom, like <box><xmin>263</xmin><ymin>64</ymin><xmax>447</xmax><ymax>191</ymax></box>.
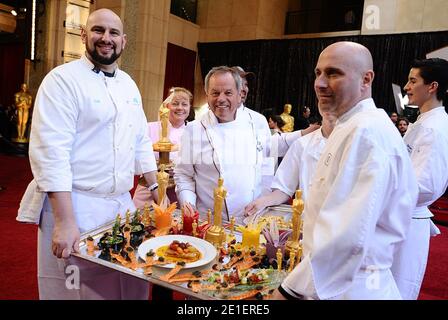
<box><xmin>133</xmin><ymin>87</ymin><xmax>194</xmax><ymax>209</ymax></box>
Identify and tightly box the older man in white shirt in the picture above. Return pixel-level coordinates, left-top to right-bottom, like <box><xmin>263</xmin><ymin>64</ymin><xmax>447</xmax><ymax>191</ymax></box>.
<box><xmin>174</xmin><ymin>66</ymin><xmax>319</xmax><ymax>223</ymax></box>
<box><xmin>17</xmin><ymin>9</ymin><xmax>158</xmax><ymax>300</ymax></box>
<box><xmin>174</xmin><ymin>66</ymin><xmax>273</xmax><ymax>223</ymax></box>
<box><xmin>391</xmin><ymin>58</ymin><xmax>448</xmax><ymax>300</ymax></box>
<box><xmin>271</xmin><ymin>42</ymin><xmax>418</xmax><ymax>300</ymax></box>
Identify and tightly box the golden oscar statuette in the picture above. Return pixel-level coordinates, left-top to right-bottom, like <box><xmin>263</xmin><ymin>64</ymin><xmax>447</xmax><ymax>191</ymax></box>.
<box><xmin>153</xmin><ymin>101</ymin><xmax>175</xmax><ymax>165</ymax></box>
<box><xmin>280</xmin><ymin>103</ymin><xmax>294</xmax><ymax>132</ymax></box>
<box><xmin>285</xmin><ymin>190</ymin><xmax>304</xmax><ymax>259</ymax></box>
<box><xmin>205</xmin><ymin>177</ymin><xmax>227</xmax><ymax>247</ymax></box>
<box><xmin>157</xmin><ymin>164</ymin><xmax>169</xmax><ymax>208</ymax></box>
<box><xmin>142</xmin><ymin>203</ymin><xmax>151</xmax><ymax>227</ymax></box>
<box><xmin>12</xmin><ymin>83</ymin><xmax>33</xmax><ymax>143</ymax></box>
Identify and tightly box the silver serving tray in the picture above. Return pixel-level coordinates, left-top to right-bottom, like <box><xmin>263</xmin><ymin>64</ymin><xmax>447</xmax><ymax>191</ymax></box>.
<box><xmin>72</xmin><ymin>209</ymin><xmax>218</xmax><ymax>300</ymax></box>
<box><xmin>72</xmin><ymin>205</ymin><xmax>292</xmax><ymax>300</ymax></box>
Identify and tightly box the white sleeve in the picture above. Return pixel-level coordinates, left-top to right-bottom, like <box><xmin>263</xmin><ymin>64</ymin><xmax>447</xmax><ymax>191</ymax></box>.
<box><xmin>134</xmin><ymin>102</ymin><xmax>157</xmax><ymax>175</ymax></box>
<box><xmin>29</xmin><ymin>72</ymin><xmax>78</xmax><ymax>192</ymax></box>
<box><xmin>271</xmin><ymin>130</ymin><xmax>302</xmax><ymax>157</ymax></box>
<box><xmin>271</xmin><ymin>141</ymin><xmax>302</xmax><ymax>197</ymax></box>
<box><xmin>257</xmin><ymin>115</ymin><xmax>275</xmax><ymax>194</ymax></box>
<box><xmin>409</xmin><ymin>127</ymin><xmax>448</xmax><ymax>207</ymax></box>
<box><xmin>173</xmin><ymin>125</ymin><xmax>197</xmax><ymax>206</ymax></box>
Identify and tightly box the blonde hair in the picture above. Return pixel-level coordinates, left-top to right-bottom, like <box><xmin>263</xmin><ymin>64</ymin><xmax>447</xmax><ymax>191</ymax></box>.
<box><xmin>168</xmin><ymin>87</ymin><xmax>193</xmax><ymax>103</ymax></box>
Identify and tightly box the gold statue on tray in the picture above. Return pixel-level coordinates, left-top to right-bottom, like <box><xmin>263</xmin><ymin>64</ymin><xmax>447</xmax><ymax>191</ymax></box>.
<box><xmin>142</xmin><ymin>203</ymin><xmax>151</xmax><ymax>226</ymax></box>
<box><xmin>285</xmin><ymin>189</ymin><xmax>303</xmax><ymax>259</ymax></box>
<box><xmin>159</xmin><ymin>102</ymin><xmax>170</xmax><ymax>144</ymax></box>
<box><xmin>157</xmin><ymin>164</ymin><xmax>169</xmax><ymax>207</ymax></box>
<box><xmin>13</xmin><ymin>83</ymin><xmax>33</xmax><ymax>143</ymax></box>
<box><xmin>213</xmin><ymin>177</ymin><xmax>226</xmax><ymax>227</ymax></box>
<box><xmin>205</xmin><ymin>177</ymin><xmax>227</xmax><ymax>246</ymax></box>
<box><xmin>280</xmin><ymin>103</ymin><xmax>294</xmax><ymax>132</ymax></box>
<box><xmin>153</xmin><ymin>95</ymin><xmax>175</xmax><ymax>164</ymax></box>
<box><xmin>276</xmin><ymin>248</ymin><xmax>283</xmax><ymax>271</ymax></box>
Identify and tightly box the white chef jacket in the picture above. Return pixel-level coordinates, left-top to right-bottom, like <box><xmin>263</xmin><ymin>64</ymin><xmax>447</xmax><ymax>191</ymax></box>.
<box><xmin>174</xmin><ymin>107</ymin><xmax>274</xmax><ymax>222</ymax></box>
<box><xmin>390</xmin><ymin>106</ymin><xmax>448</xmax><ymax>300</ymax></box>
<box><xmin>272</xmin><ymin>128</ymin><xmax>326</xmax><ymax>201</ymax></box>
<box><xmin>18</xmin><ymin>54</ymin><xmax>157</xmax><ymax>224</ymax></box>
<box><xmin>282</xmin><ymin>98</ymin><xmax>418</xmax><ymax>299</ymax></box>
<box><xmin>403</xmin><ymin>106</ymin><xmax>448</xmax><ymax>218</ymax></box>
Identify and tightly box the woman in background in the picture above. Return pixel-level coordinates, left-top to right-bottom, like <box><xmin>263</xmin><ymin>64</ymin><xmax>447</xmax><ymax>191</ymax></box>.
<box><xmin>133</xmin><ymin>87</ymin><xmax>194</xmax><ymax>209</ymax></box>
<box><xmin>268</xmin><ymin>114</ymin><xmax>285</xmax><ymax>135</ymax></box>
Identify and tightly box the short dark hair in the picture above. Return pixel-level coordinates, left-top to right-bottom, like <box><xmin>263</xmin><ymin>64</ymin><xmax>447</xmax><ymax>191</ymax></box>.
<box><xmin>270</xmin><ymin>114</ymin><xmax>285</xmax><ymax>128</ymax></box>
<box><xmin>411</xmin><ymin>58</ymin><xmax>448</xmax><ymax>101</ymax></box>
<box><xmin>396</xmin><ymin>116</ymin><xmax>409</xmax><ymax>126</ymax></box>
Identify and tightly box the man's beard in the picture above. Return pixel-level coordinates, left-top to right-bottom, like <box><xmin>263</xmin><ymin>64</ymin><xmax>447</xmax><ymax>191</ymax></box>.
<box><xmin>87</xmin><ymin>42</ymin><xmax>121</xmax><ymax>65</ymax></box>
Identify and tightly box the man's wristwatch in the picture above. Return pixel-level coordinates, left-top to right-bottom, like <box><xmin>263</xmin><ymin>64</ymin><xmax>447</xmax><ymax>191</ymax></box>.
<box><xmin>148</xmin><ymin>182</ymin><xmax>159</xmax><ymax>192</ymax></box>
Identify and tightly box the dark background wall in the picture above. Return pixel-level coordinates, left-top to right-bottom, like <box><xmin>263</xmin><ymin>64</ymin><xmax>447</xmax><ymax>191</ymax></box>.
<box><xmin>198</xmin><ymin>31</ymin><xmax>448</xmax><ymax>125</ymax></box>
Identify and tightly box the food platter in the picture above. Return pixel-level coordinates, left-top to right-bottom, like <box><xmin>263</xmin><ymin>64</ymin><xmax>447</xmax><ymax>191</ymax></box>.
<box><xmin>73</xmin><ymin>205</ymin><xmax>294</xmax><ymax>300</ymax></box>
<box><xmin>138</xmin><ymin>235</ymin><xmax>218</xmax><ymax>268</ymax></box>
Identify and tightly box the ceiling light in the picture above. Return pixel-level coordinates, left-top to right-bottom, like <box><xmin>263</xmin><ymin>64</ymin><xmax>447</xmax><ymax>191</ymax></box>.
<box><xmin>11</xmin><ymin>9</ymin><xmax>17</xmax><ymax>16</ymax></box>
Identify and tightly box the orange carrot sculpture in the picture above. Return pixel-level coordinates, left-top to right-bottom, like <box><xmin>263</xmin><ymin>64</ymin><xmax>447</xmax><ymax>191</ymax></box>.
<box><xmin>153</xmin><ymin>202</ymin><xmax>177</xmax><ymax>229</ymax></box>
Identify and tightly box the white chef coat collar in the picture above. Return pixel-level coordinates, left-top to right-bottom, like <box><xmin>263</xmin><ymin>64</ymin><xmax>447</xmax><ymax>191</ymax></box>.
<box><xmin>337</xmin><ymin>98</ymin><xmax>376</xmax><ymax>124</ymax></box>
<box><xmin>205</xmin><ymin>107</ymin><xmax>247</xmax><ymax>127</ymax></box>
<box><xmin>416</xmin><ymin>106</ymin><xmax>445</xmax><ymax>122</ymax></box>
<box><xmin>80</xmin><ymin>54</ymin><xmax>118</xmax><ymax>78</ymax></box>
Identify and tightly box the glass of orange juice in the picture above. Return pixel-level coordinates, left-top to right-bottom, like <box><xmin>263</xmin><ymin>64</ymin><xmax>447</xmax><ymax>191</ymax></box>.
<box><xmin>241</xmin><ymin>224</ymin><xmax>261</xmax><ymax>249</ymax></box>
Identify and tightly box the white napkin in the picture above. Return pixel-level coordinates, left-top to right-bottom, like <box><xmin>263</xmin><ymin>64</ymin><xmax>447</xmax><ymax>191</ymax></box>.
<box><xmin>16</xmin><ymin>179</ymin><xmax>46</xmax><ymax>225</ymax></box>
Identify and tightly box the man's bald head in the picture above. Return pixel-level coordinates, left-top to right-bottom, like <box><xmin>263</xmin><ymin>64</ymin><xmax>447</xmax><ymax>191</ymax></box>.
<box><xmin>81</xmin><ymin>8</ymin><xmax>127</xmax><ymax>69</ymax></box>
<box><xmin>86</xmin><ymin>8</ymin><xmax>123</xmax><ymax>32</ymax></box>
<box><xmin>314</xmin><ymin>41</ymin><xmax>375</xmax><ymax>117</ymax></box>
<box><xmin>321</xmin><ymin>41</ymin><xmax>373</xmax><ymax>74</ymax></box>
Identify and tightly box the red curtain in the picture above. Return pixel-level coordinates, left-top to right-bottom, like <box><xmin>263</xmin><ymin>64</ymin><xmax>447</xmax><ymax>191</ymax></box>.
<box><xmin>163</xmin><ymin>42</ymin><xmax>196</xmax><ymax>103</ymax></box>
<box><xmin>0</xmin><ymin>42</ymin><xmax>25</xmax><ymax>108</ymax></box>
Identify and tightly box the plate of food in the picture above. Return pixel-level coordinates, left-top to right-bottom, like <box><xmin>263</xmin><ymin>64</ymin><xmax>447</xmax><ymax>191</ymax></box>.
<box><xmin>138</xmin><ymin>235</ymin><xmax>218</xmax><ymax>268</ymax></box>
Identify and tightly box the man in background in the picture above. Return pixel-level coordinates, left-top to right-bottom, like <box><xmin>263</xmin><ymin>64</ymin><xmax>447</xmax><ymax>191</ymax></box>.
<box><xmin>392</xmin><ymin>58</ymin><xmax>448</xmax><ymax>299</ymax></box>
